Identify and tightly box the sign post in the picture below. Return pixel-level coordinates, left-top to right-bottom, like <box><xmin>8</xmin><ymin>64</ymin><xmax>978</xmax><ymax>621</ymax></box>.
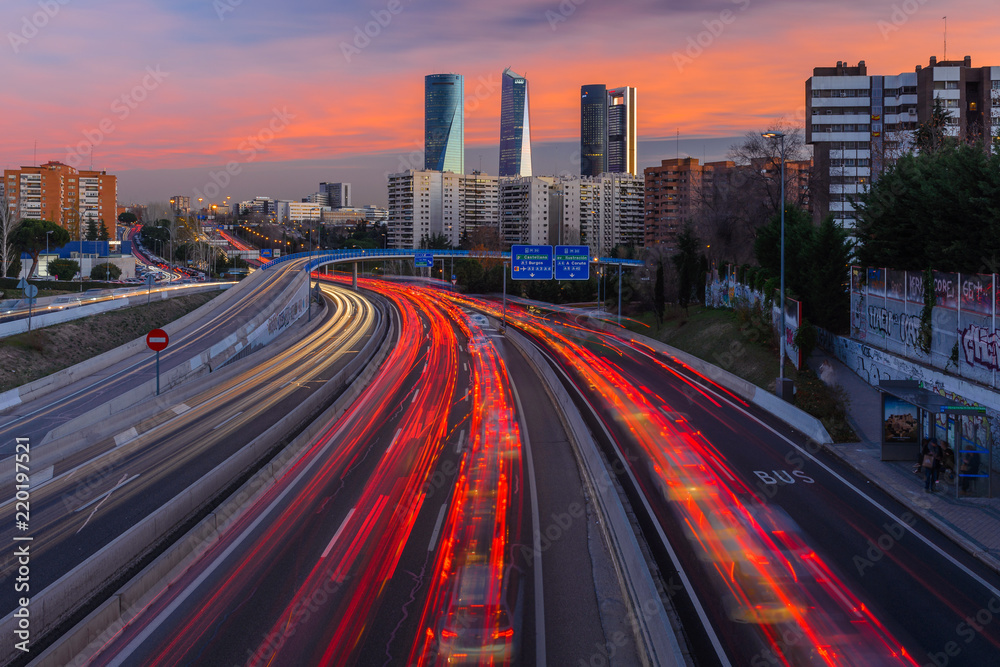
<box><xmin>145</xmin><ymin>274</ymin><xmax>155</xmax><ymax>304</ymax></box>
<box><xmin>146</xmin><ymin>328</ymin><xmax>169</xmax><ymax>395</ymax></box>
<box><xmin>23</xmin><ymin>284</ymin><xmax>38</xmax><ymax>332</ymax></box>
<box><xmin>414</xmin><ymin>252</ymin><xmax>433</xmax><ymax>269</ymax></box>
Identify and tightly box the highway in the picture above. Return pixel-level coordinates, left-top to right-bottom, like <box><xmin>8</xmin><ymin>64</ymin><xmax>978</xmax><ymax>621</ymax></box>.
<box><xmin>486</xmin><ymin>298</ymin><xmax>1000</xmax><ymax>666</ymax></box>
<box><xmin>73</xmin><ymin>279</ymin><xmax>625</xmax><ymax>667</ymax></box>
<box><xmin>11</xmin><ymin>273</ymin><xmax>1000</xmax><ymax>666</ymax></box>
<box><xmin>0</xmin><ymin>256</ymin><xmax>314</xmax><ymax>456</ymax></box>
<box><xmin>0</xmin><ymin>282</ymin><xmax>382</xmax><ymax>627</ymax></box>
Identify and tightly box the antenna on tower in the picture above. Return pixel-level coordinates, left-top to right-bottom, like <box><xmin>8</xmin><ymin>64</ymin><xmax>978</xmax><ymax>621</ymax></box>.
<box><xmin>943</xmin><ymin>16</ymin><xmax>947</xmax><ymax>61</ymax></box>
<box><xmin>676</xmin><ymin>128</ymin><xmax>679</xmax><ymax>159</ymax></box>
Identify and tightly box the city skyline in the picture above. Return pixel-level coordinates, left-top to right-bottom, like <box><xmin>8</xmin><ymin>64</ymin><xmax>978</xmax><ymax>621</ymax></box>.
<box><xmin>2</xmin><ymin>1</ymin><xmax>998</xmax><ymax>206</ymax></box>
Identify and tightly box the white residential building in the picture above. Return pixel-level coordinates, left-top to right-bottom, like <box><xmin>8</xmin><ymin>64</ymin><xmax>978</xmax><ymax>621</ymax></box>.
<box><xmin>275</xmin><ymin>200</ymin><xmax>330</xmax><ymax>223</ymax></box>
<box><xmin>499</xmin><ymin>176</ymin><xmax>558</xmax><ymax>246</ymax></box>
<box><xmin>387</xmin><ymin>170</ymin><xmax>498</xmax><ymax>249</ymax></box>
<box><xmin>807</xmin><ymin>57</ymin><xmax>998</xmax><ymax>230</ymax></box>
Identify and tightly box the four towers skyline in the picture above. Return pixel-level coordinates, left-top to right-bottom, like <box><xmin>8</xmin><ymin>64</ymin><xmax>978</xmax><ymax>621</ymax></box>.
<box><xmin>424</xmin><ymin>71</ymin><xmax>635</xmax><ymax>178</ymax></box>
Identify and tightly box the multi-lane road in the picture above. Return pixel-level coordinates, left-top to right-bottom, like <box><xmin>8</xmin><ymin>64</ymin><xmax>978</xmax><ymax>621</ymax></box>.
<box><xmin>4</xmin><ymin>272</ymin><xmax>1000</xmax><ymax>666</ymax></box>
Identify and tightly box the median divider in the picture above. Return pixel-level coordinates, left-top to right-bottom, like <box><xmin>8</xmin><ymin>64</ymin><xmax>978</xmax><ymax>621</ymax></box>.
<box><xmin>5</xmin><ymin>297</ymin><xmax>396</xmax><ymax>667</ymax></box>
<box><xmin>503</xmin><ymin>325</ymin><xmax>687</xmax><ymax>667</ymax></box>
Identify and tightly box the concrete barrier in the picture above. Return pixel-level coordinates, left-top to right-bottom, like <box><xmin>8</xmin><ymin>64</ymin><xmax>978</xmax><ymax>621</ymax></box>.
<box><xmin>0</xmin><ymin>268</ymin><xmax>308</xmax><ymax>452</ymax></box>
<box><xmin>0</xmin><ymin>276</ymin><xmax>260</xmax><ymax>413</ymax></box>
<box><xmin>0</xmin><ymin>298</ymin><xmax>332</xmax><ymax>489</ymax></box>
<box><xmin>616</xmin><ymin>326</ymin><xmax>833</xmax><ymax>446</ymax></box>
<box><xmin>503</xmin><ymin>325</ymin><xmax>687</xmax><ymax>667</ymax></box>
<box><xmin>0</xmin><ymin>283</ymin><xmax>233</xmax><ymax>339</ymax></box>
<box><xmin>1</xmin><ymin>297</ymin><xmax>395</xmax><ymax>666</ymax></box>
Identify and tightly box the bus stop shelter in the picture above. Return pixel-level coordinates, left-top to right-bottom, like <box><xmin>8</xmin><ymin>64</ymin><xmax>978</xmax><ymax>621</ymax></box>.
<box><xmin>877</xmin><ymin>380</ymin><xmax>990</xmax><ymax>498</ymax></box>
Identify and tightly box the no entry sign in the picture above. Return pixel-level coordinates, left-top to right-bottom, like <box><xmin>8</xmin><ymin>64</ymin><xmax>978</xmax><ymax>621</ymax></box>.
<box><xmin>146</xmin><ymin>329</ymin><xmax>169</xmax><ymax>352</ymax></box>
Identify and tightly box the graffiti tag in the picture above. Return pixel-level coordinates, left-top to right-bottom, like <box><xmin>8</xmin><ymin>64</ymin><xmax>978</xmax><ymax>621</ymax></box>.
<box><xmin>960</xmin><ymin>324</ymin><xmax>1000</xmax><ymax>372</ymax></box>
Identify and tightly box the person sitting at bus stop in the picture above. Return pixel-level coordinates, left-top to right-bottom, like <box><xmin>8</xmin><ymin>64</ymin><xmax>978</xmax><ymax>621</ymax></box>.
<box><xmin>960</xmin><ymin>451</ymin><xmax>981</xmax><ymax>492</ymax></box>
<box><xmin>921</xmin><ymin>438</ymin><xmax>942</xmax><ymax>493</ymax></box>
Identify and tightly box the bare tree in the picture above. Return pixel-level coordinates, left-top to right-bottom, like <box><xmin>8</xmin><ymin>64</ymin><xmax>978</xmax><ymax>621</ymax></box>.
<box><xmin>727</xmin><ymin>120</ymin><xmax>809</xmax><ymax>215</ymax></box>
<box><xmin>0</xmin><ymin>193</ymin><xmax>23</xmax><ymax>278</ymax></box>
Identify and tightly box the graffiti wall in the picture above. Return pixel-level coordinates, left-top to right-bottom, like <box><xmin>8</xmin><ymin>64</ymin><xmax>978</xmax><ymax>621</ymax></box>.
<box><xmin>818</xmin><ymin>327</ymin><xmax>999</xmax><ymax>472</ymax></box>
<box><xmin>851</xmin><ymin>268</ymin><xmax>998</xmax><ymax>390</ymax></box>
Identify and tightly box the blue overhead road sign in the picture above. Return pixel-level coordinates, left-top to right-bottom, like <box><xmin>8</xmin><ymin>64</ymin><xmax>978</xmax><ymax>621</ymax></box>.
<box><xmin>554</xmin><ymin>245</ymin><xmax>590</xmax><ymax>281</ymax></box>
<box><xmin>511</xmin><ymin>245</ymin><xmax>553</xmax><ymax>280</ymax></box>
<box><xmin>414</xmin><ymin>252</ymin><xmax>434</xmax><ymax>268</ymax></box>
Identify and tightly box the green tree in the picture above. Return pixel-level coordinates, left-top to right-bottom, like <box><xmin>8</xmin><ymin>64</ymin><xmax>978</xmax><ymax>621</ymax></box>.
<box><xmin>673</xmin><ymin>225</ymin><xmax>704</xmax><ymax>309</ymax></box>
<box><xmin>13</xmin><ymin>219</ymin><xmax>71</xmax><ymax>277</ymax></box>
<box><xmin>914</xmin><ymin>97</ymin><xmax>949</xmax><ymax>154</ymax></box>
<box><xmin>47</xmin><ymin>258</ymin><xmax>80</xmax><ymax>281</ymax></box>
<box><xmin>98</xmin><ymin>219</ymin><xmax>110</xmax><ymax>241</ymax></box>
<box><xmin>117</xmin><ymin>211</ymin><xmax>138</xmax><ymax>225</ymax></box>
<box><xmin>90</xmin><ymin>262</ymin><xmax>122</xmax><ymax>281</ymax></box>
<box><xmin>85</xmin><ymin>217</ymin><xmax>99</xmax><ymax>241</ymax></box>
<box><xmin>806</xmin><ymin>216</ymin><xmax>854</xmax><ymax>333</ymax></box>
<box><xmin>653</xmin><ymin>261</ymin><xmax>665</xmax><ymax>325</ymax></box>
<box><xmin>754</xmin><ymin>206</ymin><xmax>855</xmax><ymax>332</ymax></box>
<box><xmin>420</xmin><ymin>233</ymin><xmax>452</xmax><ymax>250</ymax></box>
<box><xmin>853</xmin><ymin>141</ymin><xmax>1000</xmax><ymax>272</ymax></box>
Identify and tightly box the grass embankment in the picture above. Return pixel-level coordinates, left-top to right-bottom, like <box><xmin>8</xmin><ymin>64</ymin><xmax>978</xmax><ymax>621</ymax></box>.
<box><xmin>628</xmin><ymin>305</ymin><xmax>858</xmax><ymax>443</ymax></box>
<box><xmin>0</xmin><ymin>291</ymin><xmax>218</xmax><ymax>393</ymax></box>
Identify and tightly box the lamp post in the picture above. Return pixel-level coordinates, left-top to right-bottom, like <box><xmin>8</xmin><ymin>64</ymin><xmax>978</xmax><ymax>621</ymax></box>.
<box><xmin>762</xmin><ymin>131</ymin><xmax>790</xmax><ymax>400</ymax></box>
<box><xmin>45</xmin><ymin>230</ymin><xmax>53</xmax><ymax>276</ymax></box>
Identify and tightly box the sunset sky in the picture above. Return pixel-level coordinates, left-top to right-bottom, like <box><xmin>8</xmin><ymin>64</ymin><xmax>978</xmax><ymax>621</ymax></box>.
<box><xmin>2</xmin><ymin>0</ymin><xmax>998</xmax><ymax>207</ymax></box>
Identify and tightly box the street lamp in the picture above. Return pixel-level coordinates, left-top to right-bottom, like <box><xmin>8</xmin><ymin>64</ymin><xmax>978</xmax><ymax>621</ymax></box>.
<box><xmin>45</xmin><ymin>230</ymin><xmax>53</xmax><ymax>269</ymax></box>
<box><xmin>762</xmin><ymin>131</ymin><xmax>791</xmax><ymax>400</ymax></box>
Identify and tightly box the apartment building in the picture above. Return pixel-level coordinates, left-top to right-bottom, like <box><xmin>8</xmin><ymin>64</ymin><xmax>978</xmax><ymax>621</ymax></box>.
<box><xmin>4</xmin><ymin>161</ymin><xmax>117</xmax><ymax>239</ymax></box>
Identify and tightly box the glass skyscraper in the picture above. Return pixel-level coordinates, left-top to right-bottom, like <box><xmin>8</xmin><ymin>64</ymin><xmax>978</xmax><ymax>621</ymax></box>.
<box><xmin>425</xmin><ymin>73</ymin><xmax>464</xmax><ymax>173</ymax></box>
<box><xmin>580</xmin><ymin>84</ymin><xmax>607</xmax><ymax>177</ymax></box>
<box><xmin>499</xmin><ymin>67</ymin><xmax>532</xmax><ymax>177</ymax></box>
<box><xmin>607</xmin><ymin>86</ymin><xmax>637</xmax><ymax>176</ymax></box>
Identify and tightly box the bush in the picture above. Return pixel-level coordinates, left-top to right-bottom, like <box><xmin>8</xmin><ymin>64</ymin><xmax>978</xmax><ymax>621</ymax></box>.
<box><xmin>91</xmin><ymin>263</ymin><xmax>122</xmax><ymax>281</ymax></box>
<box><xmin>47</xmin><ymin>258</ymin><xmax>79</xmax><ymax>281</ymax></box>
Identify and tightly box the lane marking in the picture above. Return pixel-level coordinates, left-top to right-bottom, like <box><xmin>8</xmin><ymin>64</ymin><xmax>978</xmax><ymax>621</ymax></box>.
<box><xmin>172</xmin><ymin>403</ymin><xmax>190</xmax><ymax>415</ymax></box>
<box><xmin>386</xmin><ymin>428</ymin><xmax>403</xmax><ymax>456</ymax></box>
<box><xmin>411</xmin><ymin>389</ymin><xmax>420</xmax><ymax>404</ymax></box>
<box><xmin>212</xmin><ymin>411</ymin><xmax>244</xmax><ymax>431</ymax></box>
<box><xmin>76</xmin><ymin>473</ymin><xmax>139</xmax><ymax>533</ymax></box>
<box><xmin>114</xmin><ymin>427</ymin><xmax>138</xmax><ymax>447</ymax></box>
<box><xmin>427</xmin><ymin>504</ymin><xmax>448</xmax><ymax>551</ymax></box>
<box><xmin>455</xmin><ymin>429</ymin><xmax>466</xmax><ymax>455</ymax></box>
<box><xmin>323</xmin><ymin>508</ymin><xmax>356</xmax><ymax>558</ymax></box>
